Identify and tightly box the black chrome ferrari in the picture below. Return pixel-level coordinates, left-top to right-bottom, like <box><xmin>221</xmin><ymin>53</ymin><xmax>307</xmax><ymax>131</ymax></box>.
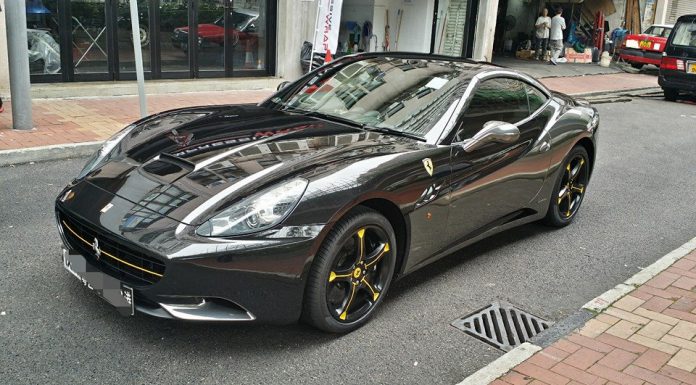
<box><xmin>56</xmin><ymin>53</ymin><xmax>599</xmax><ymax>332</ymax></box>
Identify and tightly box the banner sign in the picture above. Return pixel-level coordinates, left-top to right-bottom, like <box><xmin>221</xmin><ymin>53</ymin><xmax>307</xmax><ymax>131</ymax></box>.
<box><xmin>313</xmin><ymin>0</ymin><xmax>343</xmax><ymax>54</ymax></box>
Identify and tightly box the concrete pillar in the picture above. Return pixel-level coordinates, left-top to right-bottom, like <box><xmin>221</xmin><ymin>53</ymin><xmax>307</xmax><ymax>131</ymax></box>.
<box><xmin>0</xmin><ymin>0</ymin><xmax>11</xmax><ymax>98</ymax></box>
<box><xmin>4</xmin><ymin>0</ymin><xmax>33</xmax><ymax>130</ymax></box>
<box><xmin>654</xmin><ymin>0</ymin><xmax>669</xmax><ymax>25</ymax></box>
<box><xmin>472</xmin><ymin>0</ymin><xmax>499</xmax><ymax>62</ymax></box>
<box><xmin>276</xmin><ymin>0</ymin><xmax>318</xmax><ymax>81</ymax></box>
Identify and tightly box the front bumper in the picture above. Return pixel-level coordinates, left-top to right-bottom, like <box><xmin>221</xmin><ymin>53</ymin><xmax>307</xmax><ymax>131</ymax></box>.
<box><xmin>56</xmin><ymin>191</ymin><xmax>320</xmax><ymax>324</ymax></box>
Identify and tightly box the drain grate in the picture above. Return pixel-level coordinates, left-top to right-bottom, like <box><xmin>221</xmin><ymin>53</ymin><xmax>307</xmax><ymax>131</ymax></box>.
<box><xmin>451</xmin><ymin>301</ymin><xmax>552</xmax><ymax>351</ymax></box>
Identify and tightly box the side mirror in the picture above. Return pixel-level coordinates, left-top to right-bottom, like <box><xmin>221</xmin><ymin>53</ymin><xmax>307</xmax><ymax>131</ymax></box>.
<box><xmin>276</xmin><ymin>81</ymin><xmax>291</xmax><ymax>91</ymax></box>
<box><xmin>461</xmin><ymin>121</ymin><xmax>520</xmax><ymax>152</ymax></box>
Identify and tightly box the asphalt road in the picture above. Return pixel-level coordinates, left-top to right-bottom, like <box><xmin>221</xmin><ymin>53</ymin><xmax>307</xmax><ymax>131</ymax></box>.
<box><xmin>2</xmin><ymin>97</ymin><xmax>696</xmax><ymax>385</ymax></box>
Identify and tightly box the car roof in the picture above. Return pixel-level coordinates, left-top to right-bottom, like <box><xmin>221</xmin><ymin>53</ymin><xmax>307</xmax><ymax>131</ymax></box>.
<box><xmin>676</xmin><ymin>14</ymin><xmax>696</xmax><ymax>22</ymax></box>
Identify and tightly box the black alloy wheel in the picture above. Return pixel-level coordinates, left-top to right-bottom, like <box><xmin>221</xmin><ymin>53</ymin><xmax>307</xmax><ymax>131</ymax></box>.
<box><xmin>543</xmin><ymin>146</ymin><xmax>590</xmax><ymax>227</ymax></box>
<box><xmin>303</xmin><ymin>207</ymin><xmax>397</xmax><ymax>333</ymax></box>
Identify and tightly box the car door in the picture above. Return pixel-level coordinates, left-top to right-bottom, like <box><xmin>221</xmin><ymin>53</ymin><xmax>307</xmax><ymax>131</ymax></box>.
<box><xmin>445</xmin><ymin>76</ymin><xmax>552</xmax><ymax>246</ymax></box>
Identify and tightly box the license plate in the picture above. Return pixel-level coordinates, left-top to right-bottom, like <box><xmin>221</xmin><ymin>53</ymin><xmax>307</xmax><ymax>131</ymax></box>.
<box><xmin>63</xmin><ymin>250</ymin><xmax>134</xmax><ymax>316</ymax></box>
<box><xmin>689</xmin><ymin>63</ymin><xmax>696</xmax><ymax>74</ymax></box>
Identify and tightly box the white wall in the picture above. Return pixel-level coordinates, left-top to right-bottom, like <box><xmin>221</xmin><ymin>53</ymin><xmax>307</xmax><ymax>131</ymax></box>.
<box><xmin>372</xmin><ymin>0</ymin><xmax>435</xmax><ymax>52</ymax></box>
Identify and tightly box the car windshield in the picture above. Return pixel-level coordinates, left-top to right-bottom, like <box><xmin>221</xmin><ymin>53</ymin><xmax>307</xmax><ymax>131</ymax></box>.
<box><xmin>644</xmin><ymin>26</ymin><xmax>672</xmax><ymax>37</ymax></box>
<box><xmin>671</xmin><ymin>19</ymin><xmax>696</xmax><ymax>47</ymax></box>
<box><xmin>268</xmin><ymin>57</ymin><xmax>475</xmax><ymax>140</ymax></box>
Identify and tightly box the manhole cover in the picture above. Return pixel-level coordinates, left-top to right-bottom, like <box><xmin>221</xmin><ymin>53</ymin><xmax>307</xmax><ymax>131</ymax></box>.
<box><xmin>451</xmin><ymin>301</ymin><xmax>552</xmax><ymax>351</ymax></box>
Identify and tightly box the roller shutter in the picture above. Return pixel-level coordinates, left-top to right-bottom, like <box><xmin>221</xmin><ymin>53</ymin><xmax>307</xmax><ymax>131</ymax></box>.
<box><xmin>667</xmin><ymin>0</ymin><xmax>696</xmax><ymax>24</ymax></box>
<box><xmin>435</xmin><ymin>0</ymin><xmax>469</xmax><ymax>56</ymax></box>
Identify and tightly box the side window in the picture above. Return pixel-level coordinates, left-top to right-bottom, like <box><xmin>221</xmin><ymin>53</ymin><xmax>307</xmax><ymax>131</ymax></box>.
<box><xmin>526</xmin><ymin>84</ymin><xmax>548</xmax><ymax>113</ymax></box>
<box><xmin>455</xmin><ymin>78</ymin><xmax>530</xmax><ymax>141</ymax></box>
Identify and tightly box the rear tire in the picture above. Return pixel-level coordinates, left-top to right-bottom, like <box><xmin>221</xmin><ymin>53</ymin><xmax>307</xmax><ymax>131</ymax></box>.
<box><xmin>302</xmin><ymin>207</ymin><xmax>397</xmax><ymax>333</ymax></box>
<box><xmin>543</xmin><ymin>146</ymin><xmax>590</xmax><ymax>227</ymax></box>
<box><xmin>664</xmin><ymin>88</ymin><xmax>678</xmax><ymax>102</ymax></box>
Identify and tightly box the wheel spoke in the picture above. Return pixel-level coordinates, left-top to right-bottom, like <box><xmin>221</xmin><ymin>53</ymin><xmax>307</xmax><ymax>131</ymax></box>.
<box><xmin>566</xmin><ymin>191</ymin><xmax>572</xmax><ymax>217</ymax></box>
<box><xmin>570</xmin><ymin>184</ymin><xmax>585</xmax><ymax>194</ymax></box>
<box><xmin>361</xmin><ymin>277</ymin><xmax>380</xmax><ymax>301</ymax></box>
<box><xmin>365</xmin><ymin>242</ymin><xmax>390</xmax><ymax>268</ymax></box>
<box><xmin>356</xmin><ymin>228</ymin><xmax>366</xmax><ymax>263</ymax></box>
<box><xmin>328</xmin><ymin>269</ymin><xmax>353</xmax><ymax>283</ymax></box>
<box><xmin>558</xmin><ymin>184</ymin><xmax>569</xmax><ymax>202</ymax></box>
<box><xmin>339</xmin><ymin>282</ymin><xmax>359</xmax><ymax>320</ymax></box>
<box><xmin>569</xmin><ymin>158</ymin><xmax>584</xmax><ymax>182</ymax></box>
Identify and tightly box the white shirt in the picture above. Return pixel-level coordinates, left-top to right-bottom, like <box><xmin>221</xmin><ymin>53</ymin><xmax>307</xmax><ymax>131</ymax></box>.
<box><xmin>550</xmin><ymin>15</ymin><xmax>566</xmax><ymax>40</ymax></box>
<box><xmin>535</xmin><ymin>16</ymin><xmax>551</xmax><ymax>38</ymax></box>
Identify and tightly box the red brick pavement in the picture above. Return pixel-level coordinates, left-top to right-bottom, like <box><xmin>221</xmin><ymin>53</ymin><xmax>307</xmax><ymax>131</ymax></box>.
<box><xmin>492</xmin><ymin>250</ymin><xmax>696</xmax><ymax>385</ymax></box>
<box><xmin>0</xmin><ymin>72</ymin><xmax>659</xmax><ymax>151</ymax></box>
<box><xmin>0</xmin><ymin>90</ymin><xmax>272</xmax><ymax>151</ymax></box>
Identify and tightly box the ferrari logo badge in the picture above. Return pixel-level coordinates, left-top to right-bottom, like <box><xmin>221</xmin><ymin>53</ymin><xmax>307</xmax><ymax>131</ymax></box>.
<box><xmin>422</xmin><ymin>158</ymin><xmax>434</xmax><ymax>176</ymax></box>
<box><xmin>100</xmin><ymin>203</ymin><xmax>114</xmax><ymax>213</ymax></box>
<box><xmin>92</xmin><ymin>238</ymin><xmax>101</xmax><ymax>260</ymax></box>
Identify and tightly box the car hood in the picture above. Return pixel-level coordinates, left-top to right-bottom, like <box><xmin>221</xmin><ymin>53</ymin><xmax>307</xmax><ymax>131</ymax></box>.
<box><xmin>84</xmin><ymin>105</ymin><xmax>425</xmax><ymax>225</ymax></box>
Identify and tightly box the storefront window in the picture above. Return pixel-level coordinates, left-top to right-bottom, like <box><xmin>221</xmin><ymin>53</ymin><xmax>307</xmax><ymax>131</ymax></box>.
<box><xmin>27</xmin><ymin>0</ymin><xmax>272</xmax><ymax>82</ymax></box>
<box><xmin>197</xmin><ymin>0</ymin><xmax>225</xmax><ymax>72</ymax></box>
<box><xmin>26</xmin><ymin>0</ymin><xmax>61</xmax><ymax>75</ymax></box>
<box><xmin>163</xmin><ymin>1</ymin><xmax>193</xmax><ymax>73</ymax></box>
<box><xmin>117</xmin><ymin>0</ymin><xmax>151</xmax><ymax>73</ymax></box>
<box><xmin>71</xmin><ymin>0</ymin><xmax>109</xmax><ymax>74</ymax></box>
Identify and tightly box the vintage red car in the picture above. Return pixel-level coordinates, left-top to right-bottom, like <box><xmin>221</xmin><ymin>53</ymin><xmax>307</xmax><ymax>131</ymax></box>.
<box><xmin>620</xmin><ymin>24</ymin><xmax>673</xmax><ymax>69</ymax></box>
<box><xmin>171</xmin><ymin>8</ymin><xmax>258</xmax><ymax>50</ymax></box>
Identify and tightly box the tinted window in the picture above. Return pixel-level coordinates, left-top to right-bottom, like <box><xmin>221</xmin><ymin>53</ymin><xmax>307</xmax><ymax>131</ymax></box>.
<box><xmin>671</xmin><ymin>19</ymin><xmax>696</xmax><ymax>47</ymax></box>
<box><xmin>267</xmin><ymin>57</ymin><xmax>476</xmax><ymax>139</ymax></box>
<box><xmin>526</xmin><ymin>84</ymin><xmax>548</xmax><ymax>112</ymax></box>
<box><xmin>456</xmin><ymin>78</ymin><xmax>530</xmax><ymax>141</ymax></box>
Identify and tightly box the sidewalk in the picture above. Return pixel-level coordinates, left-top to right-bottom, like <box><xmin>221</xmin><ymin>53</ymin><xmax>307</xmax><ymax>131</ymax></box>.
<box><xmin>0</xmin><ymin>72</ymin><xmax>658</xmax><ymax>155</ymax></box>
<box><xmin>481</xmin><ymin>243</ymin><xmax>696</xmax><ymax>385</ymax></box>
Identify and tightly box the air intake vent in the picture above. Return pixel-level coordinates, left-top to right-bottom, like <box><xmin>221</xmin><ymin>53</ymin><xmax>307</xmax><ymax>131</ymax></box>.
<box><xmin>451</xmin><ymin>302</ymin><xmax>552</xmax><ymax>351</ymax></box>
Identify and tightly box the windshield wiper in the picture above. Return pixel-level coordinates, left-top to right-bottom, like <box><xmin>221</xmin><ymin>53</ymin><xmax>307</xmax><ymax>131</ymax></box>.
<box><xmin>362</xmin><ymin>126</ymin><xmax>426</xmax><ymax>142</ymax></box>
<box><xmin>296</xmin><ymin>111</ymin><xmax>426</xmax><ymax>142</ymax></box>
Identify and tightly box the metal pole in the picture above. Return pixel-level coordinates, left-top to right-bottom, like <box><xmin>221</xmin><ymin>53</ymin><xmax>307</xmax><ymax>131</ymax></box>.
<box><xmin>4</xmin><ymin>0</ymin><xmax>33</xmax><ymax>130</ymax></box>
<box><xmin>129</xmin><ymin>0</ymin><xmax>147</xmax><ymax>117</ymax></box>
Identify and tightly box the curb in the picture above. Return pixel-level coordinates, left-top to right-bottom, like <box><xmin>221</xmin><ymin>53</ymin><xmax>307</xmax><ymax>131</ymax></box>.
<box><xmin>455</xmin><ymin>343</ymin><xmax>541</xmax><ymax>385</ymax></box>
<box><xmin>455</xmin><ymin>235</ymin><xmax>696</xmax><ymax>385</ymax></box>
<box><xmin>0</xmin><ymin>141</ymin><xmax>102</xmax><ymax>167</ymax></box>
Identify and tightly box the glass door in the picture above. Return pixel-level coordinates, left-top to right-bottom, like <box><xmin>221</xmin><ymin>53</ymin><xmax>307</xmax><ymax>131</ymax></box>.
<box><xmin>70</xmin><ymin>0</ymin><xmax>111</xmax><ymax>76</ymax></box>
<box><xmin>196</xmin><ymin>0</ymin><xmax>226</xmax><ymax>74</ymax></box>
<box><xmin>160</xmin><ymin>0</ymin><xmax>191</xmax><ymax>75</ymax></box>
<box><xmin>116</xmin><ymin>0</ymin><xmax>152</xmax><ymax>74</ymax></box>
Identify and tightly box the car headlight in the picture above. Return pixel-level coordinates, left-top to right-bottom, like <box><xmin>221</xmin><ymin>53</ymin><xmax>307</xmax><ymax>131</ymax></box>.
<box><xmin>196</xmin><ymin>178</ymin><xmax>309</xmax><ymax>237</ymax></box>
<box><xmin>77</xmin><ymin>124</ymin><xmax>135</xmax><ymax>179</ymax></box>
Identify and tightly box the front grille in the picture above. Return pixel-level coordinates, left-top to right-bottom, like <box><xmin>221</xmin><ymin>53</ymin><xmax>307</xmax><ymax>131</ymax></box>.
<box><xmin>58</xmin><ymin>209</ymin><xmax>166</xmax><ymax>286</ymax></box>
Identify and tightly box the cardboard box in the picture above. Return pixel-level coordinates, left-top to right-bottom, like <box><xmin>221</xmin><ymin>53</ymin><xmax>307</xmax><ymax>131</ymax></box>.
<box><xmin>565</xmin><ymin>48</ymin><xmax>592</xmax><ymax>63</ymax></box>
<box><xmin>515</xmin><ymin>49</ymin><xmax>535</xmax><ymax>60</ymax></box>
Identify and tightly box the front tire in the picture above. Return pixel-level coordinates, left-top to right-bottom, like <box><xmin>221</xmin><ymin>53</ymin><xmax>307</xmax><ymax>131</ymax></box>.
<box><xmin>630</xmin><ymin>63</ymin><xmax>644</xmax><ymax>70</ymax></box>
<box><xmin>543</xmin><ymin>146</ymin><xmax>590</xmax><ymax>227</ymax></box>
<box><xmin>303</xmin><ymin>207</ymin><xmax>397</xmax><ymax>333</ymax></box>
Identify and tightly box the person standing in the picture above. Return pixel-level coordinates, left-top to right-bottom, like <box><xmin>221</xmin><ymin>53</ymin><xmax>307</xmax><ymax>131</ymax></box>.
<box><xmin>549</xmin><ymin>7</ymin><xmax>566</xmax><ymax>65</ymax></box>
<box><xmin>534</xmin><ymin>8</ymin><xmax>551</xmax><ymax>60</ymax></box>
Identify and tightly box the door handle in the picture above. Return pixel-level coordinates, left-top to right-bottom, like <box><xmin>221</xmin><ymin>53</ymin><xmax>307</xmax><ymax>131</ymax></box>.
<box><xmin>540</xmin><ymin>141</ymin><xmax>551</xmax><ymax>152</ymax></box>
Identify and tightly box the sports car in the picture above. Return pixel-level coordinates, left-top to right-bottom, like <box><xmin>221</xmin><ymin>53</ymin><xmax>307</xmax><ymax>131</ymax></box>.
<box><xmin>56</xmin><ymin>53</ymin><xmax>599</xmax><ymax>333</ymax></box>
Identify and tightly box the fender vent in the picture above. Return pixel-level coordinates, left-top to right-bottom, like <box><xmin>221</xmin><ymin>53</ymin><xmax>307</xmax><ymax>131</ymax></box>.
<box><xmin>451</xmin><ymin>301</ymin><xmax>552</xmax><ymax>351</ymax></box>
